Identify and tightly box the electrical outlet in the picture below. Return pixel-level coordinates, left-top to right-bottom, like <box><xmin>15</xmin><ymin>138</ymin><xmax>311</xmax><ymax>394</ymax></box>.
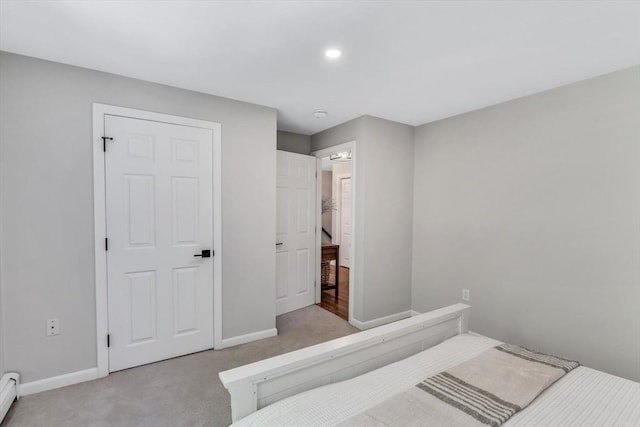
<box><xmin>46</xmin><ymin>318</ymin><xmax>60</xmax><ymax>336</ymax></box>
<box><xmin>462</xmin><ymin>288</ymin><xmax>470</xmax><ymax>301</ymax></box>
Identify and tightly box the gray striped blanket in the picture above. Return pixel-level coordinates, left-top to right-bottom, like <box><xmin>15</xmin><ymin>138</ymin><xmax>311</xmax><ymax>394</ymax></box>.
<box><xmin>340</xmin><ymin>343</ymin><xmax>579</xmax><ymax>427</ymax></box>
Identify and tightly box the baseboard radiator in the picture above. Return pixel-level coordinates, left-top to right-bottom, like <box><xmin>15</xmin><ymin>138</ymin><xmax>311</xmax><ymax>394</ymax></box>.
<box><xmin>0</xmin><ymin>373</ymin><xmax>20</xmax><ymax>422</ymax></box>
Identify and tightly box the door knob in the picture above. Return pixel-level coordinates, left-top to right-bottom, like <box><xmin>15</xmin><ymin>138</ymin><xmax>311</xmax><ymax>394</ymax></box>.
<box><xmin>194</xmin><ymin>249</ymin><xmax>212</xmax><ymax>258</ymax></box>
<box><xmin>276</xmin><ymin>243</ymin><xmax>283</xmax><ymax>246</ymax></box>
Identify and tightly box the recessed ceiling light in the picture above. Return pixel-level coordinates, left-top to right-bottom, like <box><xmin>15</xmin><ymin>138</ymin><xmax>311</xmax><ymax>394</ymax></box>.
<box><xmin>313</xmin><ymin>110</ymin><xmax>328</xmax><ymax>119</ymax></box>
<box><xmin>325</xmin><ymin>49</ymin><xmax>342</xmax><ymax>59</ymax></box>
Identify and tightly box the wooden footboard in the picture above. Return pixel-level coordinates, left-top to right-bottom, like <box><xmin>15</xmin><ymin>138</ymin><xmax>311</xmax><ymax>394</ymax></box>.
<box><xmin>219</xmin><ymin>304</ymin><xmax>470</xmax><ymax>422</ymax></box>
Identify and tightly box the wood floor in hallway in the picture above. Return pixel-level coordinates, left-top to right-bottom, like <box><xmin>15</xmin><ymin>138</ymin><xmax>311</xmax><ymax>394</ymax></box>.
<box><xmin>319</xmin><ymin>265</ymin><xmax>349</xmax><ymax>320</ymax></box>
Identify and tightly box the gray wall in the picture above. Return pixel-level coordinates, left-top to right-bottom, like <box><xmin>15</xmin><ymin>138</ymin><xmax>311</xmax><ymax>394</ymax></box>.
<box><xmin>277</xmin><ymin>130</ymin><xmax>311</xmax><ymax>155</ymax></box>
<box><xmin>412</xmin><ymin>66</ymin><xmax>640</xmax><ymax>381</ymax></box>
<box><xmin>311</xmin><ymin>116</ymin><xmax>414</xmax><ymax>322</ymax></box>
<box><xmin>0</xmin><ymin>52</ymin><xmax>277</xmax><ymax>383</ymax></box>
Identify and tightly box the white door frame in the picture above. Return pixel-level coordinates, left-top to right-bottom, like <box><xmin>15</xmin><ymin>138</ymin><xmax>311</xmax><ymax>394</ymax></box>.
<box><xmin>92</xmin><ymin>103</ymin><xmax>222</xmax><ymax>378</ymax></box>
<box><xmin>334</xmin><ymin>174</ymin><xmax>351</xmax><ymax>266</ymax></box>
<box><xmin>315</xmin><ymin>157</ymin><xmax>322</xmax><ymax>304</ymax></box>
<box><xmin>311</xmin><ymin>141</ymin><xmax>356</xmax><ymax>325</ymax></box>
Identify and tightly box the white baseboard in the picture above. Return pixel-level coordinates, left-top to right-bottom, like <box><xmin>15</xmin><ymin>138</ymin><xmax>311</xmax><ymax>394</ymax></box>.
<box><xmin>217</xmin><ymin>328</ymin><xmax>278</xmax><ymax>349</ymax></box>
<box><xmin>350</xmin><ymin>310</ymin><xmax>413</xmax><ymax>330</ymax></box>
<box><xmin>18</xmin><ymin>328</ymin><xmax>278</xmax><ymax>396</ymax></box>
<box><xmin>1</xmin><ymin>372</ymin><xmax>20</xmax><ymax>422</ymax></box>
<box><xmin>410</xmin><ymin>310</ymin><xmax>422</xmax><ymax>316</ymax></box>
<box><xmin>19</xmin><ymin>368</ymin><xmax>98</xmax><ymax>396</ymax></box>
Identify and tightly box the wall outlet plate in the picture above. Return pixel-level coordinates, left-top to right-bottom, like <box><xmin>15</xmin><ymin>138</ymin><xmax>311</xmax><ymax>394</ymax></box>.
<box><xmin>462</xmin><ymin>288</ymin><xmax>470</xmax><ymax>301</ymax></box>
<box><xmin>46</xmin><ymin>318</ymin><xmax>60</xmax><ymax>336</ymax></box>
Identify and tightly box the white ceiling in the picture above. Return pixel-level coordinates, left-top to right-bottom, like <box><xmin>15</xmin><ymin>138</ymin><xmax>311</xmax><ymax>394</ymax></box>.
<box><xmin>1</xmin><ymin>1</ymin><xmax>639</xmax><ymax>135</ymax></box>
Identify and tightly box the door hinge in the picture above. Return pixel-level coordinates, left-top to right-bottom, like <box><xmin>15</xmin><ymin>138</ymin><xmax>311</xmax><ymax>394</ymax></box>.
<box><xmin>101</xmin><ymin>136</ymin><xmax>113</xmax><ymax>152</ymax></box>
<box><xmin>105</xmin><ymin>237</ymin><xmax>108</xmax><ymax>251</ymax></box>
<box><xmin>107</xmin><ymin>334</ymin><xmax>110</xmax><ymax>348</ymax></box>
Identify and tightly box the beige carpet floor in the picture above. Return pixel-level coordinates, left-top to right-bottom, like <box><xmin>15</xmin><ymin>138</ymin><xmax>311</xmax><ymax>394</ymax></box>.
<box><xmin>2</xmin><ymin>305</ymin><xmax>357</xmax><ymax>427</ymax></box>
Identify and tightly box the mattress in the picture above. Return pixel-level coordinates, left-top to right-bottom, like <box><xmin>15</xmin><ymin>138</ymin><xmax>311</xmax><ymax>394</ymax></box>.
<box><xmin>232</xmin><ymin>333</ymin><xmax>640</xmax><ymax>427</ymax></box>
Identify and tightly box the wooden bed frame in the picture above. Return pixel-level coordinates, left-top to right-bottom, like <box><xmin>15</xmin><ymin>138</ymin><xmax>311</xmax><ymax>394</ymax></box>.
<box><xmin>219</xmin><ymin>303</ymin><xmax>470</xmax><ymax>422</ymax></box>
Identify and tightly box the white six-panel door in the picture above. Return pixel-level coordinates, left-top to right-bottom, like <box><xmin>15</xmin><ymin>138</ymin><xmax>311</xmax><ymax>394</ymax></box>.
<box><xmin>105</xmin><ymin>115</ymin><xmax>214</xmax><ymax>372</ymax></box>
<box><xmin>276</xmin><ymin>151</ymin><xmax>317</xmax><ymax>315</ymax></box>
<box><xmin>340</xmin><ymin>178</ymin><xmax>352</xmax><ymax>268</ymax></box>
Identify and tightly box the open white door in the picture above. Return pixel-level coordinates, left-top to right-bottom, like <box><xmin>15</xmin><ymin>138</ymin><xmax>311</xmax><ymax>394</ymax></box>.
<box><xmin>105</xmin><ymin>115</ymin><xmax>214</xmax><ymax>372</ymax></box>
<box><xmin>276</xmin><ymin>151</ymin><xmax>317</xmax><ymax>315</ymax></box>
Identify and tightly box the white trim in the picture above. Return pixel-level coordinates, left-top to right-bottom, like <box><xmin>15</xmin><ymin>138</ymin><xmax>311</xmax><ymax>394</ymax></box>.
<box><xmin>350</xmin><ymin>310</ymin><xmax>413</xmax><ymax>330</ymax></box>
<box><xmin>212</xmin><ymin>118</ymin><xmax>223</xmax><ymax>351</ymax></box>
<box><xmin>311</xmin><ymin>141</ymin><xmax>356</xmax><ymax>324</ymax></box>
<box><xmin>218</xmin><ymin>328</ymin><xmax>278</xmax><ymax>350</ymax></box>
<box><xmin>315</xmin><ymin>157</ymin><xmax>322</xmax><ymax>304</ymax></box>
<box><xmin>18</xmin><ymin>368</ymin><xmax>97</xmax><ymax>397</ymax></box>
<box><xmin>333</xmin><ymin>173</ymin><xmax>351</xmax><ymax>262</ymax></box>
<box><xmin>0</xmin><ymin>372</ymin><xmax>19</xmax><ymax>422</ymax></box>
<box><xmin>92</xmin><ymin>105</ymin><xmax>108</xmax><ymax>378</ymax></box>
<box><xmin>92</xmin><ymin>103</ymin><xmax>223</xmax><ymax>377</ymax></box>
<box><xmin>410</xmin><ymin>310</ymin><xmax>422</xmax><ymax>316</ymax></box>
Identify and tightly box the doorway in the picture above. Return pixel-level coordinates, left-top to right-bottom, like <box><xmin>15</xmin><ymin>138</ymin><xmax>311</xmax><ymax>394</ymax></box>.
<box><xmin>93</xmin><ymin>104</ymin><xmax>222</xmax><ymax>377</ymax></box>
<box><xmin>313</xmin><ymin>143</ymin><xmax>355</xmax><ymax>321</ymax></box>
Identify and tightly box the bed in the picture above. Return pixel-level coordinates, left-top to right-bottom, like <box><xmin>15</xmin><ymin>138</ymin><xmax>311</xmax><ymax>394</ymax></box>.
<box><xmin>219</xmin><ymin>304</ymin><xmax>640</xmax><ymax>426</ymax></box>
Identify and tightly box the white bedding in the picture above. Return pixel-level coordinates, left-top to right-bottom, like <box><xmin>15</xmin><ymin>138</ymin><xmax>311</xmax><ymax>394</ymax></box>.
<box><xmin>232</xmin><ymin>334</ymin><xmax>640</xmax><ymax>427</ymax></box>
